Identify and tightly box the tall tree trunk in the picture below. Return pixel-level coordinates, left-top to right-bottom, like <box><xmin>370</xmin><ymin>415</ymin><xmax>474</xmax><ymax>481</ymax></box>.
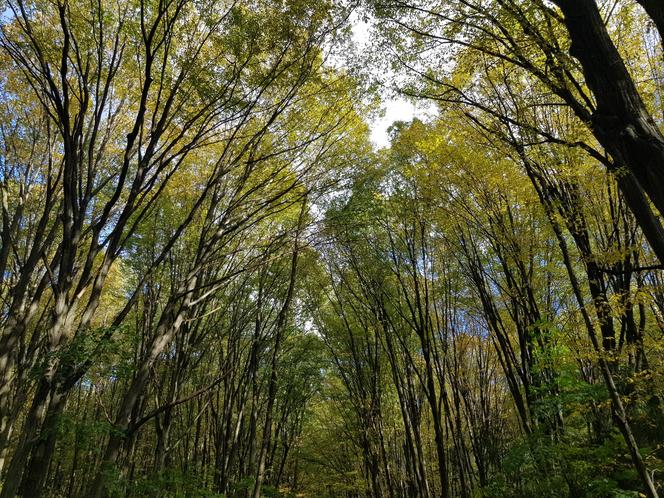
<box><xmin>19</xmin><ymin>393</ymin><xmax>67</xmax><ymax>498</ymax></box>
<box><xmin>252</xmin><ymin>201</ymin><xmax>305</xmax><ymax>498</ymax></box>
<box><xmin>88</xmin><ymin>285</ymin><xmax>194</xmax><ymax>498</ymax></box>
<box><xmin>553</xmin><ymin>0</ymin><xmax>664</xmax><ymax>267</ymax></box>
<box><xmin>0</xmin><ymin>379</ymin><xmax>54</xmax><ymax>498</ymax></box>
<box><xmin>525</xmin><ymin>158</ymin><xmax>660</xmax><ymax>498</ymax></box>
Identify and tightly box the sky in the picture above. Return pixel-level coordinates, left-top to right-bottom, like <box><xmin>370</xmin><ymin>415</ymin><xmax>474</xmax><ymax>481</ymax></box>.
<box><xmin>370</xmin><ymin>98</ymin><xmax>418</xmax><ymax>148</ymax></box>
<box><xmin>348</xmin><ymin>13</ymin><xmax>427</xmax><ymax>149</ymax></box>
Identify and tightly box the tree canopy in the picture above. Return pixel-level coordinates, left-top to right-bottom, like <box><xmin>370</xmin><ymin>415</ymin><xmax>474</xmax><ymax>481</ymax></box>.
<box><xmin>0</xmin><ymin>0</ymin><xmax>663</xmax><ymax>497</ymax></box>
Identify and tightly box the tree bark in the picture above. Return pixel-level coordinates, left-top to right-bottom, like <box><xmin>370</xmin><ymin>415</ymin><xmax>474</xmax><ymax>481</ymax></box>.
<box><xmin>252</xmin><ymin>201</ymin><xmax>305</xmax><ymax>498</ymax></box>
<box><xmin>553</xmin><ymin>0</ymin><xmax>664</xmax><ymax>267</ymax></box>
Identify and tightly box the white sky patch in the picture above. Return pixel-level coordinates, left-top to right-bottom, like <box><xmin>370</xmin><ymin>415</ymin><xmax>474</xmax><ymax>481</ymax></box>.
<box><xmin>348</xmin><ymin>12</ymin><xmax>435</xmax><ymax>149</ymax></box>
<box><xmin>350</xmin><ymin>14</ymin><xmax>371</xmax><ymax>46</ymax></box>
<box><xmin>370</xmin><ymin>98</ymin><xmax>417</xmax><ymax>148</ymax></box>
<box><xmin>322</xmin><ymin>11</ymin><xmax>438</xmax><ymax>150</ymax></box>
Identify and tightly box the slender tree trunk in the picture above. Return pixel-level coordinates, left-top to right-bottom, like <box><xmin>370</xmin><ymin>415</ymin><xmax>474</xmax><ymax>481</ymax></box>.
<box><xmin>527</xmin><ymin>161</ymin><xmax>660</xmax><ymax>498</ymax></box>
<box><xmin>89</xmin><ymin>285</ymin><xmax>194</xmax><ymax>498</ymax></box>
<box><xmin>0</xmin><ymin>378</ymin><xmax>54</xmax><ymax>498</ymax></box>
<box><xmin>252</xmin><ymin>202</ymin><xmax>305</xmax><ymax>498</ymax></box>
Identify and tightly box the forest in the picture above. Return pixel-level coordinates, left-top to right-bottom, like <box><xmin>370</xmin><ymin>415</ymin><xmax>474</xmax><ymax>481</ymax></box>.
<box><xmin>0</xmin><ymin>0</ymin><xmax>663</xmax><ymax>497</ymax></box>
